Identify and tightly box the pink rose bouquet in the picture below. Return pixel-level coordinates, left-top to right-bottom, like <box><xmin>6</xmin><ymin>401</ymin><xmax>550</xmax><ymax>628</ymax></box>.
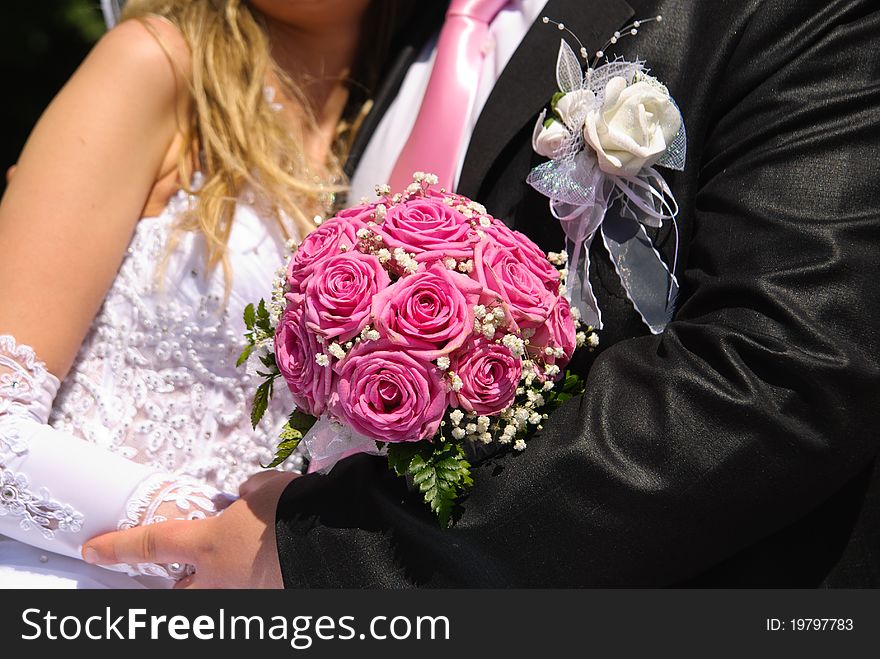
<box><xmin>240</xmin><ymin>175</ymin><xmax>597</xmax><ymax>526</ymax></box>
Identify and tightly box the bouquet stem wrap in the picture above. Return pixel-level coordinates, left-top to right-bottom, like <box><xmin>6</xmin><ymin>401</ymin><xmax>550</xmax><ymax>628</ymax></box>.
<box><xmin>302</xmin><ymin>417</ymin><xmax>386</xmax><ymax>474</ymax></box>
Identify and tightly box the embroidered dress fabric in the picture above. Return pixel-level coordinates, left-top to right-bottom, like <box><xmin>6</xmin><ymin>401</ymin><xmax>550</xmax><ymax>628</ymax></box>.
<box><xmin>0</xmin><ymin>187</ymin><xmax>297</xmax><ymax>588</ymax></box>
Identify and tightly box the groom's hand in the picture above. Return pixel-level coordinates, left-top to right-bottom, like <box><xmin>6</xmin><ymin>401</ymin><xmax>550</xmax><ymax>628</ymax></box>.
<box><xmin>83</xmin><ymin>471</ymin><xmax>297</xmax><ymax>589</ymax></box>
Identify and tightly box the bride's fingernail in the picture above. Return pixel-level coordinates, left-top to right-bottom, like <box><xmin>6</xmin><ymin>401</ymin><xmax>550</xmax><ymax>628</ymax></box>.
<box><xmin>83</xmin><ymin>547</ymin><xmax>99</xmax><ymax>564</ymax></box>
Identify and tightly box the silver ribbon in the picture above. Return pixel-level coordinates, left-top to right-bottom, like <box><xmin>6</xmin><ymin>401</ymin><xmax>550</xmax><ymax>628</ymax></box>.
<box><xmin>528</xmin><ymin>40</ymin><xmax>685</xmax><ymax>334</ymax></box>
<box><xmin>100</xmin><ymin>0</ymin><xmax>124</xmax><ymax>28</ymax></box>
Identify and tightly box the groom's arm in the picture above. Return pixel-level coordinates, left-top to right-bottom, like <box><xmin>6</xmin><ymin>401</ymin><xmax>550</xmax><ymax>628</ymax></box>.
<box><xmin>275</xmin><ymin>0</ymin><xmax>880</xmax><ymax>587</ymax></box>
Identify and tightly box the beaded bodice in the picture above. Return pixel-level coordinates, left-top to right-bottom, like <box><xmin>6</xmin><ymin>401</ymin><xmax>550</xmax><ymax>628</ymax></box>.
<box><xmin>47</xmin><ymin>189</ymin><xmax>298</xmax><ymax>494</ymax></box>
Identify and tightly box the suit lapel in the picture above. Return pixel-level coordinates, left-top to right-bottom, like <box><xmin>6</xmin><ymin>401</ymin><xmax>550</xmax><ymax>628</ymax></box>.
<box><xmin>457</xmin><ymin>0</ymin><xmax>634</xmax><ymax>198</ymax></box>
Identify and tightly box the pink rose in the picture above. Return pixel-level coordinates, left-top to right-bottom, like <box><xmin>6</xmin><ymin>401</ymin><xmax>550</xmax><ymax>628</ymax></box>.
<box><xmin>333</xmin><ymin>203</ymin><xmax>378</xmax><ymax>223</ymax></box>
<box><xmin>449</xmin><ymin>338</ymin><xmax>522</xmax><ymax>416</ymax></box>
<box><xmin>287</xmin><ymin>215</ymin><xmax>366</xmax><ymax>292</ymax></box>
<box><xmin>275</xmin><ymin>302</ymin><xmax>333</xmax><ymax>416</ymax></box>
<box><xmin>332</xmin><ymin>339</ymin><xmax>447</xmax><ymax>442</ymax></box>
<box><xmin>472</xmin><ymin>239</ymin><xmax>557</xmax><ymax>332</ymax></box>
<box><xmin>304</xmin><ymin>252</ymin><xmax>390</xmax><ymax>342</ymax></box>
<box><xmin>529</xmin><ymin>295</ymin><xmax>578</xmax><ymax>369</ymax></box>
<box><xmin>480</xmin><ymin>220</ymin><xmax>560</xmax><ymax>294</ymax></box>
<box><xmin>377</xmin><ymin>197</ymin><xmax>477</xmax><ymax>263</ymax></box>
<box><xmin>372</xmin><ymin>264</ymin><xmax>483</xmax><ymax>360</ymax></box>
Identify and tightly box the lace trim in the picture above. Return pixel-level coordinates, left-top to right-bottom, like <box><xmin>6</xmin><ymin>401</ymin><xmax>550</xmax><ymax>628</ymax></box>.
<box><xmin>0</xmin><ymin>423</ymin><xmax>29</xmax><ymax>465</ymax></box>
<box><xmin>114</xmin><ymin>472</ymin><xmax>221</xmax><ymax>579</ymax></box>
<box><xmin>0</xmin><ymin>334</ymin><xmax>51</xmax><ymax>411</ymax></box>
<box><xmin>0</xmin><ymin>468</ymin><xmax>85</xmax><ymax>539</ymax></box>
<box><xmin>0</xmin><ymin>338</ymin><xmax>85</xmax><ymax>540</ymax></box>
<box><xmin>1</xmin><ymin>334</ymin><xmax>57</xmax><ymax>476</ymax></box>
<box><xmin>118</xmin><ymin>473</ymin><xmax>220</xmax><ymax>530</ymax></box>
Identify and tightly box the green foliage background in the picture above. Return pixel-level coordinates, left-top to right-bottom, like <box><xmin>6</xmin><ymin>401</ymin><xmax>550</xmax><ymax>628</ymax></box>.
<box><xmin>0</xmin><ymin>1</ymin><xmax>105</xmax><ymax>194</ymax></box>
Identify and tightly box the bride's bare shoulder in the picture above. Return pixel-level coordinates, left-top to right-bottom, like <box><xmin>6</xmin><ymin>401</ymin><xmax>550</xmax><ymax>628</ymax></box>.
<box><xmin>88</xmin><ymin>16</ymin><xmax>192</xmax><ymax>99</ymax></box>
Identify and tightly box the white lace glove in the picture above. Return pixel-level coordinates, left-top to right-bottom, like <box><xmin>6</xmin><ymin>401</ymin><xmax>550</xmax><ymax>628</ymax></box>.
<box><xmin>0</xmin><ymin>335</ymin><xmax>227</xmax><ymax>580</ymax></box>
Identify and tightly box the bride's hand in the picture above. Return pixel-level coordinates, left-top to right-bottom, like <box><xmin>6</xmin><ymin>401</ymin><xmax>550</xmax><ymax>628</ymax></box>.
<box><xmin>83</xmin><ymin>471</ymin><xmax>297</xmax><ymax>588</ymax></box>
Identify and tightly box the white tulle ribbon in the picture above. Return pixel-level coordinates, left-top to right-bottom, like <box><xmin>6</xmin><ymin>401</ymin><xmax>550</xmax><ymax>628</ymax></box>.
<box><xmin>528</xmin><ymin>41</ymin><xmax>685</xmax><ymax>334</ymax></box>
<box><xmin>302</xmin><ymin>417</ymin><xmax>387</xmax><ymax>475</ymax></box>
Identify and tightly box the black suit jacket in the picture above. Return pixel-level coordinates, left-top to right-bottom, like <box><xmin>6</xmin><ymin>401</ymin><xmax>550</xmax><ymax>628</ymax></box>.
<box><xmin>274</xmin><ymin>0</ymin><xmax>880</xmax><ymax>587</ymax></box>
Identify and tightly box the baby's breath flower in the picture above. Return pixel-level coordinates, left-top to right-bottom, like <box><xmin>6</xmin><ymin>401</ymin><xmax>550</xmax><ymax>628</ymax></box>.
<box><xmin>479</xmin><ymin>432</ymin><xmax>493</xmax><ymax>444</ymax></box>
<box><xmin>375</xmin><ymin>184</ymin><xmax>391</xmax><ymax>196</ymax></box>
<box><xmin>315</xmin><ymin>353</ymin><xmax>330</xmax><ymax>367</ymax></box>
<box><xmin>444</xmin><ymin>257</ymin><xmax>457</xmax><ymax>269</ymax></box>
<box><xmin>465</xmin><ymin>423</ymin><xmax>477</xmax><ymax>434</ymax></box>
<box><xmin>377</xmin><ymin>248</ymin><xmax>391</xmax><ymax>263</ymax></box>
<box><xmin>546</xmin><ymin>251</ymin><xmax>568</xmax><ymax>266</ymax></box>
<box><xmin>450</xmin><ymin>374</ymin><xmax>464</xmax><ymax>392</ymax></box>
<box><xmin>588</xmin><ymin>334</ymin><xmax>599</xmax><ymax>348</ymax></box>
<box><xmin>502</xmin><ymin>334</ymin><xmax>525</xmax><ymax>357</ymax></box>
<box><xmin>451</xmin><ymin>427</ymin><xmax>466</xmax><ymax>440</ymax></box>
<box><xmin>437</xmin><ymin>356</ymin><xmax>451</xmax><ymax>370</ymax></box>
<box><xmin>328</xmin><ymin>343</ymin><xmax>346</xmax><ymax>360</ymax></box>
<box><xmin>513</xmin><ymin>439</ymin><xmax>527</xmax><ymax>451</ymax></box>
<box><xmin>529</xmin><ymin>412</ymin><xmax>542</xmax><ymax>425</ymax></box>
<box><xmin>449</xmin><ymin>409</ymin><xmax>464</xmax><ymax>425</ymax></box>
<box><xmin>473</xmin><ymin>304</ymin><xmax>487</xmax><ymax>319</ymax></box>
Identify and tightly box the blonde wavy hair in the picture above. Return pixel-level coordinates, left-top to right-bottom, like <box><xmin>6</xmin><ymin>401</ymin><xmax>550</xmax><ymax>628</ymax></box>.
<box><xmin>120</xmin><ymin>0</ymin><xmax>357</xmax><ymax>284</ymax></box>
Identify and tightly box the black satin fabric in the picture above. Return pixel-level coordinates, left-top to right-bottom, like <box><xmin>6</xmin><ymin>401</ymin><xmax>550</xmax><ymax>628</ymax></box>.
<box><xmin>275</xmin><ymin>0</ymin><xmax>880</xmax><ymax>587</ymax></box>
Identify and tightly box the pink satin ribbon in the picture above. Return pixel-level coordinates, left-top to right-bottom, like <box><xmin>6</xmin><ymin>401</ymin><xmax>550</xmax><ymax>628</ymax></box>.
<box><xmin>389</xmin><ymin>0</ymin><xmax>510</xmax><ymax>191</ymax></box>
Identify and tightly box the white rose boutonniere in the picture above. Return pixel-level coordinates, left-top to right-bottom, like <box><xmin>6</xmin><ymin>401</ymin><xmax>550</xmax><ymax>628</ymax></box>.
<box><xmin>527</xmin><ymin>15</ymin><xmax>686</xmax><ymax>335</ymax></box>
<box><xmin>584</xmin><ymin>76</ymin><xmax>682</xmax><ymax>176</ymax></box>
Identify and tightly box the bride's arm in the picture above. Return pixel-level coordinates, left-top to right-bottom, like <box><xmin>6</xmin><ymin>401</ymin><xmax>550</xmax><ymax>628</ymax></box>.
<box><xmin>0</xmin><ymin>19</ymin><xmax>218</xmax><ymax>577</ymax></box>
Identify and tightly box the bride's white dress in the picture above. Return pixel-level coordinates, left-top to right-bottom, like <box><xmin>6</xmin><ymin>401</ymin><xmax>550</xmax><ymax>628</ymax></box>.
<box><xmin>0</xmin><ymin>183</ymin><xmax>298</xmax><ymax>588</ymax></box>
